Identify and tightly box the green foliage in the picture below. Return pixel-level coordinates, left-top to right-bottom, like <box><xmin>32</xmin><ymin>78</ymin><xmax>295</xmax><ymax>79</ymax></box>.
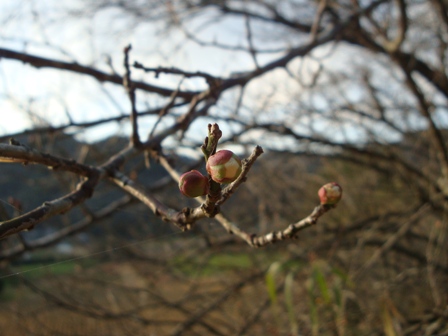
<box><xmin>307</xmin><ymin>260</ymin><xmax>351</xmax><ymax>336</ymax></box>
<box><xmin>264</xmin><ymin>258</ymin><xmax>352</xmax><ymax>336</ymax></box>
<box><xmin>266</xmin><ymin>261</ymin><xmax>281</xmax><ymax>304</ymax></box>
<box><xmin>171</xmin><ymin>252</ymin><xmax>254</xmax><ymax>277</ymax></box>
<box><xmin>13</xmin><ymin>262</ymin><xmax>77</xmax><ymax>279</ymax></box>
<box><xmin>0</xmin><ymin>260</ymin><xmax>95</xmax><ymax>302</ymax></box>
<box><xmin>284</xmin><ymin>272</ymin><xmax>299</xmax><ymax>335</ymax></box>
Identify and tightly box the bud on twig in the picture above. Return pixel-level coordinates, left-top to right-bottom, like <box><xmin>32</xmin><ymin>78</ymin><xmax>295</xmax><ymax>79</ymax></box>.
<box><xmin>318</xmin><ymin>182</ymin><xmax>342</xmax><ymax>205</ymax></box>
<box><xmin>206</xmin><ymin>150</ymin><xmax>242</xmax><ymax>184</ymax></box>
<box><xmin>179</xmin><ymin>170</ymin><xmax>210</xmax><ymax>198</ymax></box>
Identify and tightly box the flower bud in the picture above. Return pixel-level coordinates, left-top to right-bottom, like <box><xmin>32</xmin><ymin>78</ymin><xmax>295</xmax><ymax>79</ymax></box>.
<box><xmin>206</xmin><ymin>150</ymin><xmax>242</xmax><ymax>184</ymax></box>
<box><xmin>179</xmin><ymin>170</ymin><xmax>210</xmax><ymax>198</ymax></box>
<box><xmin>318</xmin><ymin>182</ymin><xmax>342</xmax><ymax>205</ymax></box>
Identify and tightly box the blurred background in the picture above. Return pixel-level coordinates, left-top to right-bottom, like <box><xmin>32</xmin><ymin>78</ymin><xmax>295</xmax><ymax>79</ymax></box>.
<box><xmin>0</xmin><ymin>1</ymin><xmax>447</xmax><ymax>335</ymax></box>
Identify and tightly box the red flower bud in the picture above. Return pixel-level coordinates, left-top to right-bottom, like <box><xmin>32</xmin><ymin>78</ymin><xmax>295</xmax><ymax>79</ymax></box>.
<box><xmin>318</xmin><ymin>182</ymin><xmax>342</xmax><ymax>205</ymax></box>
<box><xmin>206</xmin><ymin>150</ymin><xmax>242</xmax><ymax>184</ymax></box>
<box><xmin>179</xmin><ymin>170</ymin><xmax>210</xmax><ymax>198</ymax></box>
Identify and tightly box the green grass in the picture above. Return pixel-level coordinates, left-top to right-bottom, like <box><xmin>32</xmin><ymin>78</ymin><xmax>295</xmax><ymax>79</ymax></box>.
<box><xmin>170</xmin><ymin>250</ymin><xmax>303</xmax><ymax>277</ymax></box>
<box><xmin>2</xmin><ymin>258</ymin><xmax>98</xmax><ymax>286</ymax></box>
<box><xmin>209</xmin><ymin>253</ymin><xmax>253</xmax><ymax>268</ymax></box>
<box><xmin>14</xmin><ymin>261</ymin><xmax>76</xmax><ymax>278</ymax></box>
<box><xmin>0</xmin><ymin>259</ymin><xmax>99</xmax><ymax>302</ymax></box>
<box><xmin>171</xmin><ymin>252</ymin><xmax>255</xmax><ymax>277</ymax></box>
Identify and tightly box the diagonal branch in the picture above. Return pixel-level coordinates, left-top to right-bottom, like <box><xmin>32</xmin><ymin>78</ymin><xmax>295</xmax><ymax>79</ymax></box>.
<box><xmin>170</xmin><ymin>271</ymin><xmax>264</xmax><ymax>336</ymax></box>
<box><xmin>0</xmin><ymin>176</ymin><xmax>99</xmax><ymax>240</ymax></box>
<box><xmin>398</xmin><ymin>65</ymin><xmax>448</xmax><ymax>179</ymax></box>
<box><xmin>109</xmin><ymin>170</ymin><xmax>206</xmax><ymax>231</ymax></box>
<box><xmin>216</xmin><ymin>203</ymin><xmax>335</xmax><ymax>247</ymax></box>
<box><xmin>354</xmin><ymin>203</ymin><xmax>431</xmax><ymax>276</ymax></box>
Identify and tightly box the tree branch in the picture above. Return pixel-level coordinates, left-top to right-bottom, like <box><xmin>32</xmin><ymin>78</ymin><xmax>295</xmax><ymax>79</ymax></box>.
<box><xmin>0</xmin><ymin>47</ymin><xmax>198</xmax><ymax>98</ymax></box>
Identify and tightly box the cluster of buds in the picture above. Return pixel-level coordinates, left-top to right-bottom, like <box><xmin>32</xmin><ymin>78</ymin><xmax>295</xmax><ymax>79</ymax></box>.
<box><xmin>179</xmin><ymin>125</ymin><xmax>343</xmax><ymax>207</ymax></box>
<box><xmin>179</xmin><ymin>150</ymin><xmax>242</xmax><ymax>198</ymax></box>
<box><xmin>318</xmin><ymin>182</ymin><xmax>342</xmax><ymax>206</ymax></box>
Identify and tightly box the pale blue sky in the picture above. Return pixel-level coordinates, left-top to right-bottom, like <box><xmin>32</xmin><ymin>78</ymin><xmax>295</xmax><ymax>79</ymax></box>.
<box><xmin>1</xmin><ymin>0</ymin><xmax>439</xmax><ymax>149</ymax></box>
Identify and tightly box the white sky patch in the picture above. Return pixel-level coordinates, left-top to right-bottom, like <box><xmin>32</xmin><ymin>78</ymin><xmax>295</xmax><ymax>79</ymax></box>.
<box><xmin>0</xmin><ymin>99</ymin><xmax>33</xmax><ymax>133</ymax></box>
<box><xmin>0</xmin><ymin>0</ymin><xmax>318</xmax><ymax>141</ymax></box>
<box><xmin>0</xmin><ymin>0</ymin><xmax>440</xmax><ymax>149</ymax></box>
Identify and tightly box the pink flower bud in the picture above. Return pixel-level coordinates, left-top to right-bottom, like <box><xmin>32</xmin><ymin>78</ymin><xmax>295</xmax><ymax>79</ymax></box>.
<box><xmin>318</xmin><ymin>182</ymin><xmax>342</xmax><ymax>205</ymax></box>
<box><xmin>179</xmin><ymin>170</ymin><xmax>210</xmax><ymax>198</ymax></box>
<box><xmin>206</xmin><ymin>150</ymin><xmax>242</xmax><ymax>184</ymax></box>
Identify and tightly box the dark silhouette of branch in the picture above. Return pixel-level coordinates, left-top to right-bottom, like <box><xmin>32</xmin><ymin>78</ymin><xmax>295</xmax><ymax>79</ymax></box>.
<box><xmin>0</xmin><ymin>177</ymin><xmax>99</xmax><ymax>239</ymax></box>
<box><xmin>0</xmin><ymin>47</ymin><xmax>199</xmax><ymax>98</ymax></box>
<box><xmin>170</xmin><ymin>271</ymin><xmax>265</xmax><ymax>336</ymax></box>
<box><xmin>20</xmin><ymin>276</ymin><xmax>181</xmax><ymax>325</ymax></box>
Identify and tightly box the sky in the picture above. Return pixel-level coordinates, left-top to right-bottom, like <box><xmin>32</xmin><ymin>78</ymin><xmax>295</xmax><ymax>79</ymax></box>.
<box><xmin>0</xmin><ymin>0</ymin><xmax>438</xmax><ymax>149</ymax></box>
<box><xmin>0</xmin><ymin>0</ymin><xmax>290</xmax><ymax>143</ymax></box>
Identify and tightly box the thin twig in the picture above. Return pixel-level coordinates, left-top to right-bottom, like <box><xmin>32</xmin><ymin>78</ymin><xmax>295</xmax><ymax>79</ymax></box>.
<box><xmin>354</xmin><ymin>203</ymin><xmax>431</xmax><ymax>277</ymax></box>
<box><xmin>134</xmin><ymin>62</ymin><xmax>221</xmax><ymax>83</ymax></box>
<box><xmin>309</xmin><ymin>0</ymin><xmax>328</xmax><ymax>43</ymax></box>
<box><xmin>170</xmin><ymin>271</ymin><xmax>264</xmax><ymax>336</ymax></box>
<box><xmin>148</xmin><ymin>78</ymin><xmax>184</xmax><ymax>140</ymax></box>
<box><xmin>123</xmin><ymin>45</ymin><xmax>140</xmax><ymax>147</ymax></box>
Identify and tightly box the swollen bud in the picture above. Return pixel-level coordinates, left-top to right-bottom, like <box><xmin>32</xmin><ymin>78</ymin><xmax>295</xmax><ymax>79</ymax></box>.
<box><xmin>318</xmin><ymin>182</ymin><xmax>342</xmax><ymax>205</ymax></box>
<box><xmin>179</xmin><ymin>170</ymin><xmax>210</xmax><ymax>198</ymax></box>
<box><xmin>206</xmin><ymin>150</ymin><xmax>242</xmax><ymax>184</ymax></box>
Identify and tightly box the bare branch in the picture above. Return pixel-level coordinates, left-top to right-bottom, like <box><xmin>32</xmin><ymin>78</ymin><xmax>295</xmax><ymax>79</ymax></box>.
<box><xmin>398</xmin><ymin>61</ymin><xmax>448</xmax><ymax>178</ymax></box>
<box><xmin>134</xmin><ymin>62</ymin><xmax>221</xmax><ymax>83</ymax></box>
<box><xmin>123</xmin><ymin>45</ymin><xmax>140</xmax><ymax>147</ymax></box>
<box><xmin>170</xmin><ymin>271</ymin><xmax>264</xmax><ymax>336</ymax></box>
<box><xmin>0</xmin><ymin>177</ymin><xmax>99</xmax><ymax>240</ymax></box>
<box><xmin>217</xmin><ymin>203</ymin><xmax>336</xmax><ymax>247</ymax></box>
<box><xmin>0</xmin><ymin>47</ymin><xmax>198</xmax><ymax>98</ymax></box>
<box><xmin>354</xmin><ymin>203</ymin><xmax>431</xmax><ymax>276</ymax></box>
<box><xmin>0</xmin><ymin>141</ymin><xmax>98</xmax><ymax>176</ymax></box>
<box><xmin>381</xmin><ymin>0</ymin><xmax>408</xmax><ymax>53</ymax></box>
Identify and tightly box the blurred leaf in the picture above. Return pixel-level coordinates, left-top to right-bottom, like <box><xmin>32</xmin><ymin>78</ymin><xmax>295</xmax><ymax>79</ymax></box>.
<box><xmin>266</xmin><ymin>261</ymin><xmax>281</xmax><ymax>305</ymax></box>
<box><xmin>308</xmin><ymin>286</ymin><xmax>319</xmax><ymax>336</ymax></box>
<box><xmin>331</xmin><ymin>267</ymin><xmax>351</xmax><ymax>286</ymax></box>
<box><xmin>313</xmin><ymin>267</ymin><xmax>331</xmax><ymax>304</ymax></box>
<box><xmin>332</xmin><ymin>283</ymin><xmax>342</xmax><ymax>308</ymax></box>
<box><xmin>285</xmin><ymin>272</ymin><xmax>299</xmax><ymax>335</ymax></box>
<box><xmin>382</xmin><ymin>301</ymin><xmax>397</xmax><ymax>336</ymax></box>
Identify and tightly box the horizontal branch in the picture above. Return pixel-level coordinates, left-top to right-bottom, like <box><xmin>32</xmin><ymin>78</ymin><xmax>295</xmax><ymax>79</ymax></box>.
<box><xmin>0</xmin><ymin>47</ymin><xmax>199</xmax><ymax>98</ymax></box>
<box><xmin>0</xmin><ymin>103</ymin><xmax>188</xmax><ymax>142</ymax></box>
<box><xmin>0</xmin><ymin>141</ymin><xmax>99</xmax><ymax>177</ymax></box>
<box><xmin>134</xmin><ymin>62</ymin><xmax>221</xmax><ymax>83</ymax></box>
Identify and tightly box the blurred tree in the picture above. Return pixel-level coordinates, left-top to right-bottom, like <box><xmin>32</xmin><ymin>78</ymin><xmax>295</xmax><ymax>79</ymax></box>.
<box><xmin>0</xmin><ymin>0</ymin><xmax>447</xmax><ymax>335</ymax></box>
